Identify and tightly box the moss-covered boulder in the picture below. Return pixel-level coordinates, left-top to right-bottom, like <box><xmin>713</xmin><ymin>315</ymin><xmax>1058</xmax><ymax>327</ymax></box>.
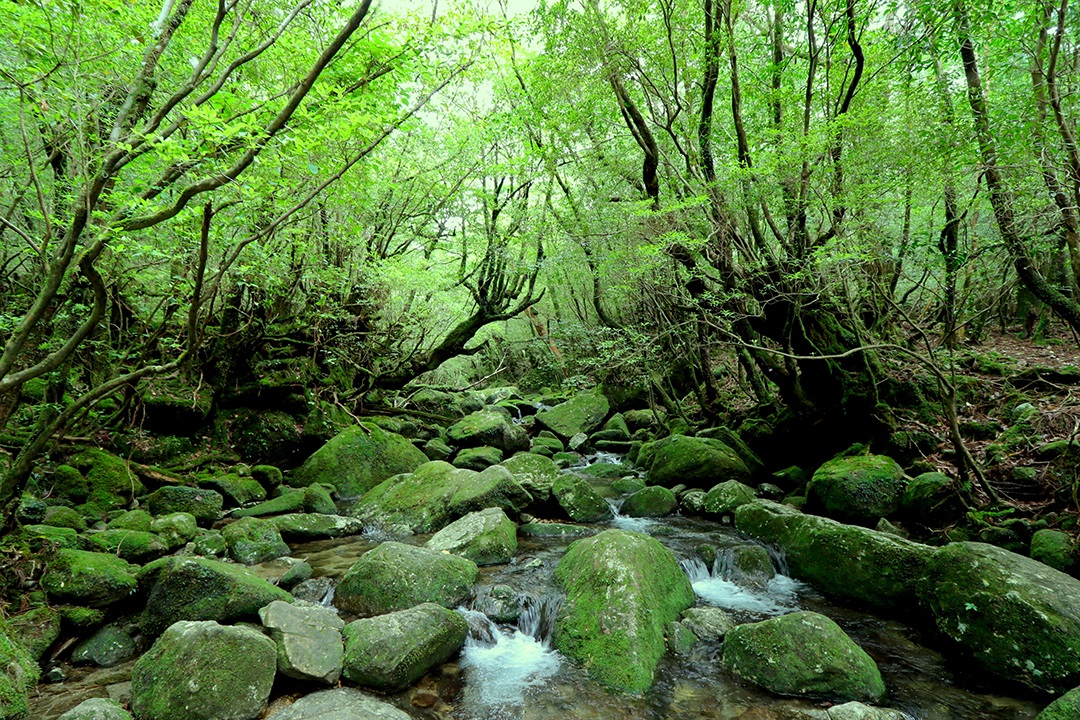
<box><xmin>453</xmin><ymin>446</ymin><xmax>503</xmax><ymax>471</ymax></box>
<box><xmin>69</xmin><ymin>449</ymin><xmax>144</xmax><ymax>509</ymax></box>
<box><xmin>221</xmin><ymin>517</ymin><xmax>290</xmax><ymax>565</ymax></box>
<box><xmin>734</xmin><ymin>501</ymin><xmax>934</xmax><ymax>610</ymax></box>
<box><xmin>898</xmin><ymin>471</ymin><xmax>966</xmax><ymax>526</ymax></box>
<box><xmin>147</xmin><ymin>486</ymin><xmax>222</xmax><ymax>527</ymax></box>
<box><xmin>231</xmin><ymin>409</ymin><xmax>301</xmax><ymax>467</ymax></box>
<box><xmin>1</xmin><ymin>606</ymin><xmax>60</xmax><ymax>661</ymax></box>
<box><xmin>139</xmin><ymin>557</ymin><xmax>292</xmax><ymax>636</ymax></box>
<box><xmin>270</xmin><ymin>513</ymin><xmax>363</xmax><ymax>541</ymax></box>
<box><xmin>696</xmin><ymin>426</ymin><xmax>764</xmax><ymax>477</ymax></box>
<box><xmin>919</xmin><ymin>541</ymin><xmax>1080</xmax><ymax>693</ymax></box>
<box><xmin>341</xmin><ymin>603</ymin><xmax>468</xmax><ymax>692</ymax></box>
<box><xmin>702</xmin><ymin>480</ymin><xmax>757</xmax><ymax>517</ymax></box>
<box><xmin>553</xmin><ymin>529</ymin><xmax>695</xmax><ymax>693</ymax></box>
<box><xmin>334</xmin><ymin>541</ymin><xmax>478</xmax><ymax>617</ymax></box>
<box><xmin>108</xmin><ymin>509</ymin><xmax>153</xmax><ymax>533</ymax></box>
<box><xmin>612</xmin><ymin>476</ymin><xmax>647</xmax><ymax>494</ymax></box>
<box><xmin>71</xmin><ymin>625</ymin><xmax>136</xmax><ymax>667</ymax></box>
<box><xmin>0</xmin><ymin>623</ymin><xmax>40</xmax><ymax>720</ymax></box>
<box><xmin>198</xmin><ymin>474</ymin><xmax>266</xmax><ymax>507</ymax></box>
<box><xmin>534</xmin><ymin>392</ymin><xmax>609</xmax><ymax>440</ymax></box>
<box><xmin>42</xmin><ymin>505</ymin><xmax>87</xmax><ymax>532</ymax></box>
<box><xmin>552</xmin><ymin>475</ymin><xmax>613</xmax><ymax>523</ymax></box>
<box><xmin>426</xmin><ymin>508</ymin><xmax>517</xmax><ymax>565</ymax></box>
<box><xmin>1031</xmin><ymin>529</ymin><xmax>1077</xmax><ymax>574</ymax></box>
<box><xmin>231</xmin><ymin>488</ymin><xmax>306</xmax><ymax>518</ymax></box>
<box><xmin>639</xmin><ymin>435</ymin><xmax>750</xmax><ymax>488</ymax></box>
<box><xmin>289</xmin><ymin>423</ymin><xmax>427</xmax><ymax>500</ymax></box>
<box><xmin>17</xmin><ymin>524</ymin><xmax>80</xmax><ymax>549</ymax></box>
<box><xmin>446</xmin><ymin>409</ymin><xmax>530</xmax><ymax>454</ymax></box>
<box><xmin>302</xmin><ymin>483</ymin><xmax>337</xmax><ymax>515</ymax></box>
<box><xmin>86</xmin><ymin>529</ymin><xmax>169</xmax><ymax>563</ymax></box>
<box><xmin>807</xmin><ymin>455</ymin><xmax>906</xmax><ymax>525</ymax></box>
<box><xmin>352</xmin><ymin>461</ymin><xmax>531</xmax><ymax>534</ymax></box>
<box><xmin>621</xmin><ymin>486</ymin><xmax>677</xmax><ymax>518</ymax></box>
<box><xmin>722</xmin><ymin>611</ymin><xmax>886</xmax><ymax>703</ymax></box>
<box><xmin>500</xmin><ymin>452</ymin><xmax>560</xmax><ymax>503</ymax></box>
<box><xmin>131</xmin><ymin>620</ymin><xmax>276</xmax><ymax>720</ymax></box>
<box><xmin>150</xmin><ymin>512</ymin><xmax>198</xmax><ymax>550</ymax></box>
<box><xmin>57</xmin><ymin>698</ymin><xmax>133</xmax><ymax>720</ymax></box>
<box><xmin>40</xmin><ymin>550</ymin><xmax>138</xmax><ymax>608</ymax></box>
<box><xmin>1039</xmin><ymin>686</ymin><xmax>1080</xmax><ymax>720</ymax></box>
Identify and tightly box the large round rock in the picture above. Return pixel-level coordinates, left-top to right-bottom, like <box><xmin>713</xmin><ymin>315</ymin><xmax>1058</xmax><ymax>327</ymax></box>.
<box><xmin>639</xmin><ymin>435</ymin><xmax>750</xmax><ymax>488</ymax></box>
<box><xmin>807</xmin><ymin>455</ymin><xmax>905</xmax><ymax>525</ymax></box>
<box><xmin>425</xmin><ymin>508</ymin><xmax>517</xmax><ymax>565</ymax></box>
<box><xmin>131</xmin><ymin>621</ymin><xmax>276</xmax><ymax>720</ymax></box>
<box><xmin>342</xmin><ymin>603</ymin><xmax>468</xmax><ymax>691</ymax></box>
<box><xmin>262</xmin><ymin>688</ymin><xmax>412</xmax><ymax>720</ymax></box>
<box><xmin>40</xmin><ymin>549</ymin><xmax>138</xmax><ymax>608</ymax></box>
<box><xmin>290</xmin><ymin>423</ymin><xmax>427</xmax><ymax>499</ymax></box>
<box><xmin>334</xmin><ymin>542</ymin><xmax>478</xmax><ymax>616</ymax></box>
<box><xmin>553</xmin><ymin>529</ymin><xmax>694</xmax><ymax>693</ymax></box>
<box><xmin>722</xmin><ymin>611</ymin><xmax>886</xmax><ymax>703</ymax></box>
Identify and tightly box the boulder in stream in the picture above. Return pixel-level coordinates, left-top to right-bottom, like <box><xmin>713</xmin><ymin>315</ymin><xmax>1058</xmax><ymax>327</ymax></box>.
<box><xmin>446</xmin><ymin>408</ymin><xmax>530</xmax><ymax>454</ymax></box>
<box><xmin>341</xmin><ymin>603</ymin><xmax>468</xmax><ymax>692</ymax></box>
<box><xmin>57</xmin><ymin>698</ymin><xmax>134</xmax><ymax>720</ymax></box>
<box><xmin>735</xmin><ymin>501</ymin><xmax>934</xmax><ymax>610</ymax></box>
<box><xmin>131</xmin><ymin>620</ymin><xmax>276</xmax><ymax>720</ymax></box>
<box><xmin>621</xmin><ymin>486</ymin><xmax>677</xmax><ymax>517</ymax></box>
<box><xmin>534</xmin><ymin>391</ymin><xmax>609</xmax><ymax>440</ymax></box>
<box><xmin>146</xmin><ymin>486</ymin><xmax>222</xmax><ymax>527</ymax></box>
<box><xmin>139</xmin><ymin>556</ymin><xmax>292</xmax><ymax>636</ymax></box>
<box><xmin>722</xmin><ymin>610</ymin><xmax>886</xmax><ymax>703</ymax></box>
<box><xmin>551</xmin><ymin>475</ymin><xmax>613</xmax><ymax>522</ymax></box>
<box><xmin>270</xmin><ymin>513</ymin><xmax>363</xmax><ymax>541</ymax></box>
<box><xmin>334</xmin><ymin>541</ymin><xmax>478</xmax><ymax>616</ymax></box>
<box><xmin>553</xmin><ymin>528</ymin><xmax>695</xmax><ymax>693</ymax></box>
<box><xmin>807</xmin><ymin>455</ymin><xmax>906</xmax><ymax>525</ymax></box>
<box><xmin>500</xmin><ymin>452</ymin><xmax>560</xmax><ymax>503</ymax></box>
<box><xmin>638</xmin><ymin>435</ymin><xmax>750</xmax><ymax>488</ymax></box>
<box><xmin>702</xmin><ymin>480</ymin><xmax>757</xmax><ymax>516</ymax></box>
<box><xmin>425</xmin><ymin>507</ymin><xmax>517</xmax><ymax>565</ymax></box>
<box><xmin>289</xmin><ymin>423</ymin><xmax>427</xmax><ymax>499</ymax></box>
<box><xmin>1039</xmin><ymin>686</ymin><xmax>1080</xmax><ymax>720</ymax></box>
<box><xmin>71</xmin><ymin>624</ymin><xmax>136</xmax><ymax>667</ymax></box>
<box><xmin>221</xmin><ymin>516</ymin><xmax>290</xmax><ymax>565</ymax></box>
<box><xmin>259</xmin><ymin>600</ymin><xmax>344</xmax><ymax>685</ymax></box>
<box><xmin>261</xmin><ymin>688</ymin><xmax>412</xmax><ymax>720</ymax></box>
<box><xmin>919</xmin><ymin>541</ymin><xmax>1080</xmax><ymax>693</ymax></box>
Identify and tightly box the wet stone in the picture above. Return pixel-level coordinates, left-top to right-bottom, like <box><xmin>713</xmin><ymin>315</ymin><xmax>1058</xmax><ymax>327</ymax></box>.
<box><xmin>259</xmin><ymin>599</ymin><xmax>345</xmax><ymax>685</ymax></box>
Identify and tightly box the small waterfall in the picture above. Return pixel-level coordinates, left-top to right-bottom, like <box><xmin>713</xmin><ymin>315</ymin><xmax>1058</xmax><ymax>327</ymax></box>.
<box><xmin>458</xmin><ymin>598</ymin><xmax>562</xmax><ymax>719</ymax></box>
<box><xmin>680</xmin><ymin>550</ymin><xmax>802</xmax><ymax>616</ymax></box>
<box><xmin>319</xmin><ymin>584</ymin><xmax>335</xmax><ymax>608</ymax></box>
<box><xmin>607</xmin><ymin>497</ymin><xmax>655</xmax><ymax>532</ymax></box>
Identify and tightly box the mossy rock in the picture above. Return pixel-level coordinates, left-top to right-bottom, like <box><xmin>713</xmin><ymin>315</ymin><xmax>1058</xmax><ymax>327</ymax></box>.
<box><xmin>56</xmin><ymin>698</ymin><xmax>133</xmax><ymax>720</ymax></box>
<box><xmin>342</xmin><ymin>603</ymin><xmax>468</xmax><ymax>692</ymax></box>
<box><xmin>0</xmin><ymin>623</ymin><xmax>40</xmax><ymax>720</ymax></box>
<box><xmin>334</xmin><ymin>541</ymin><xmax>478</xmax><ymax>617</ymax></box>
<box><xmin>289</xmin><ymin>423</ymin><xmax>427</xmax><ymax>500</ymax></box>
<box><xmin>86</xmin><ymin>529</ymin><xmax>169</xmax><ymax>564</ymax></box>
<box><xmin>500</xmin><ymin>452</ymin><xmax>560</xmax><ymax>503</ymax></box>
<box><xmin>426</xmin><ymin>508</ymin><xmax>517</xmax><ymax>565</ymax></box>
<box><xmin>735</xmin><ymin>501</ymin><xmax>935</xmax><ymax>611</ymax></box>
<box><xmin>552</xmin><ymin>475</ymin><xmax>613</xmax><ymax>523</ymax></box>
<box><xmin>621</xmin><ymin>486</ymin><xmax>676</xmax><ymax>518</ymax></box>
<box><xmin>445</xmin><ymin>408</ymin><xmax>530</xmax><ymax>456</ymax></box>
<box><xmin>198</xmin><ymin>474</ymin><xmax>267</xmax><ymax>508</ymax></box>
<box><xmin>519</xmin><ymin>522</ymin><xmax>596</xmax><ymax>538</ymax></box>
<box><xmin>139</xmin><ymin>556</ymin><xmax>292</xmax><ymax>636</ymax></box>
<box><xmin>695</xmin><ymin>426</ymin><xmax>763</xmax><ymax>476</ymax></box>
<box><xmin>231</xmin><ymin>488</ymin><xmax>306</xmax><ymax>518</ymax></box>
<box><xmin>453</xmin><ymin>446</ymin><xmax>503</xmax><ymax>471</ymax></box>
<box><xmin>150</xmin><ymin>513</ymin><xmax>198</xmax><ymax>550</ymax></box>
<box><xmin>42</xmin><ymin>505</ymin><xmax>87</xmax><ymax>532</ymax></box>
<box><xmin>231</xmin><ymin>409</ymin><xmax>302</xmax><ymax>466</ymax></box>
<box><xmin>553</xmin><ymin>529</ymin><xmax>695</xmax><ymax>693</ymax></box>
<box><xmin>612</xmin><ymin>477</ymin><xmax>646</xmax><ymax>494</ymax></box>
<box><xmin>722</xmin><ymin>611</ymin><xmax>885</xmax><ymax>703</ymax></box>
<box><xmin>107</xmin><ymin>509</ymin><xmax>153</xmax><ymax>533</ymax></box>
<box><xmin>423</xmin><ymin>437</ymin><xmax>454</xmax><ymax>461</ymax></box>
<box><xmin>534</xmin><ymin>392</ymin><xmax>610</xmax><ymax>440</ymax></box>
<box><xmin>131</xmin><ymin>621</ymin><xmax>276</xmax><ymax>720</ymax></box>
<box><xmin>71</xmin><ymin>625</ymin><xmax>136</xmax><ymax>668</ymax></box>
<box><xmin>69</xmin><ymin>449</ymin><xmax>143</xmax><ymax>510</ymax></box>
<box><xmin>221</xmin><ymin>517</ymin><xmax>290</xmax><ymax>565</ymax></box>
<box><xmin>40</xmin><ymin>550</ymin><xmax>138</xmax><ymax>608</ymax></box>
<box><xmin>1</xmin><ymin>606</ymin><xmax>60</xmax><ymax>662</ymax></box>
<box><xmin>1039</xmin><ymin>686</ymin><xmax>1080</xmax><ymax>719</ymax></box>
<box><xmin>146</xmin><ymin>486</ymin><xmax>222</xmax><ymax>527</ymax></box>
<box><xmin>807</xmin><ymin>455</ymin><xmax>906</xmax><ymax>525</ymax></box>
<box><xmin>270</xmin><ymin>513</ymin><xmax>364</xmax><ymax>541</ymax></box>
<box><xmin>702</xmin><ymin>480</ymin><xmax>757</xmax><ymax>517</ymax></box>
<box><xmin>251</xmin><ymin>465</ymin><xmax>283</xmax><ymax>490</ymax></box>
<box><xmin>639</xmin><ymin>435</ymin><xmax>749</xmax><ymax>488</ymax></box>
<box><xmin>920</xmin><ymin>541</ymin><xmax>1080</xmax><ymax>693</ymax></box>
<box><xmin>574</xmin><ymin>462</ymin><xmax>629</xmax><ymax>479</ymax></box>
<box><xmin>899</xmin><ymin>472</ymin><xmax>966</xmax><ymax>526</ymax></box>
<box><xmin>1031</xmin><ymin>529</ymin><xmax>1078</xmax><ymax>574</ymax></box>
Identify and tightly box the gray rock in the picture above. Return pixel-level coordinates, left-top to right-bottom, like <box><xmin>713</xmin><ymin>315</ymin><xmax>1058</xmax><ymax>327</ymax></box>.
<box><xmin>250</xmin><ymin>557</ymin><xmax>313</xmax><ymax>590</ymax></box>
<box><xmin>425</xmin><ymin>507</ymin><xmax>517</xmax><ymax>565</ymax></box>
<box><xmin>259</xmin><ymin>600</ymin><xmax>344</xmax><ymax>685</ymax></box>
<box><xmin>679</xmin><ymin>607</ymin><xmax>734</xmax><ymax>642</ymax></box>
<box><xmin>270</xmin><ymin>513</ymin><xmax>363</xmax><ymax>541</ymax></box>
<box><xmin>290</xmin><ymin>577</ymin><xmax>335</xmax><ymax>605</ymax></box>
<box><xmin>263</xmin><ymin>688</ymin><xmax>411</xmax><ymax>720</ymax></box>
<box><xmin>334</xmin><ymin>541</ymin><xmax>478</xmax><ymax>616</ymax></box>
<box><xmin>58</xmin><ymin>698</ymin><xmax>134</xmax><ymax>720</ymax></box>
<box><xmin>499</xmin><ymin>453</ymin><xmax>560</xmax><ymax>503</ymax></box>
<box><xmin>131</xmin><ymin>621</ymin><xmax>276</xmax><ymax>720</ymax></box>
<box><xmin>827</xmin><ymin>703</ymin><xmax>908</xmax><ymax>720</ymax></box>
<box><xmin>71</xmin><ymin>625</ymin><xmax>136</xmax><ymax>667</ymax></box>
<box><xmin>341</xmin><ymin>603</ymin><xmax>468</xmax><ymax>691</ymax></box>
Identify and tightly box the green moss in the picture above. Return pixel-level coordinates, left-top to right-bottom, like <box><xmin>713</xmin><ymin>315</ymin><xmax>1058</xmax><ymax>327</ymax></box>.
<box><xmin>1031</xmin><ymin>529</ymin><xmax>1077</xmax><ymax>573</ymax></box>
<box><xmin>552</xmin><ymin>475</ymin><xmax>613</xmax><ymax>523</ymax></box>
<box><xmin>107</xmin><ymin>509</ymin><xmax>154</xmax><ymax>533</ymax></box>
<box><xmin>221</xmin><ymin>517</ymin><xmax>290</xmax><ymax>565</ymax></box>
<box><xmin>198</xmin><ymin>473</ymin><xmax>267</xmax><ymax>507</ymax></box>
<box><xmin>501</xmin><ymin>452</ymin><xmax>560</xmax><ymax>502</ymax></box>
<box><xmin>70</xmin><ymin>449</ymin><xmax>144</xmax><ymax>509</ymax></box>
<box><xmin>453</xmin><ymin>445</ymin><xmax>503</xmax><ymax>471</ymax></box>
<box><xmin>640</xmin><ymin>435</ymin><xmax>749</xmax><ymax>488</ymax></box>
<box><xmin>1039</xmin><ymin>686</ymin><xmax>1080</xmax><ymax>719</ymax></box>
<box><xmin>86</xmin><ymin>529</ymin><xmax>169</xmax><ymax>563</ymax></box>
<box><xmin>426</xmin><ymin>508</ymin><xmax>518</xmax><ymax>565</ymax></box>
<box><xmin>40</xmin><ymin>550</ymin><xmax>138</xmax><ymax>608</ymax></box>
<box><xmin>553</xmin><ymin>529</ymin><xmax>695</xmax><ymax>693</ymax></box>
<box><xmin>807</xmin><ymin>454</ymin><xmax>906</xmax><ymax>525</ymax></box>
<box><xmin>51</xmin><ymin>465</ymin><xmax>88</xmax><ymax>503</ymax></box>
<box><xmin>621</xmin><ymin>486</ymin><xmax>677</xmax><ymax>518</ymax></box>
<box><xmin>534</xmin><ymin>392</ymin><xmax>610</xmax><ymax>439</ymax></box>
<box><xmin>0</xmin><ymin>624</ymin><xmax>40</xmax><ymax>719</ymax></box>
<box><xmin>334</xmin><ymin>542</ymin><xmax>478</xmax><ymax>616</ymax></box>
<box><xmin>42</xmin><ymin>505</ymin><xmax>87</xmax><ymax>532</ymax></box>
<box><xmin>290</xmin><ymin>423</ymin><xmax>427</xmax><ymax>499</ymax></box>
<box><xmin>703</xmin><ymin>480</ymin><xmax>757</xmax><ymax>516</ymax></box>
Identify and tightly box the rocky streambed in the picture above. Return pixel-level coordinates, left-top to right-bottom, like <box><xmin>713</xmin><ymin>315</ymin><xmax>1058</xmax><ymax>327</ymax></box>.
<box><xmin>3</xmin><ymin>391</ymin><xmax>1078</xmax><ymax>720</ymax></box>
